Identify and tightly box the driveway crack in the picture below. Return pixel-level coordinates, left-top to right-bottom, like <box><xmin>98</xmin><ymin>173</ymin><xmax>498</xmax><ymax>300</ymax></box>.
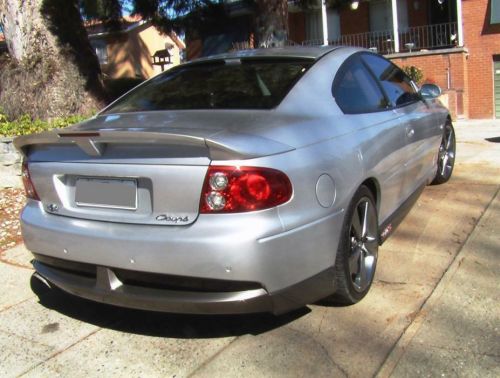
<box><xmin>17</xmin><ymin>327</ymin><xmax>103</xmax><ymax>377</ymax></box>
<box><xmin>286</xmin><ymin>326</ymin><xmax>348</xmax><ymax>377</ymax></box>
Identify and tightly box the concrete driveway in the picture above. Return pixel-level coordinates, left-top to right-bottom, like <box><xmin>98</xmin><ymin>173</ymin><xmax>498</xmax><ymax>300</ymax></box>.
<box><xmin>1</xmin><ymin>120</ymin><xmax>499</xmax><ymax>377</ymax></box>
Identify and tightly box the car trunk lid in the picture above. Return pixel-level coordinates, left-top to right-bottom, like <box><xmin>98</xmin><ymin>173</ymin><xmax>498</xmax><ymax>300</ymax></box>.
<box><xmin>15</xmin><ymin>117</ymin><xmax>294</xmax><ymax>226</ymax></box>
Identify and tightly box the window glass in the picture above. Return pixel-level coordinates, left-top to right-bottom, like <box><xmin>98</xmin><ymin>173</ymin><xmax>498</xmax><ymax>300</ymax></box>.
<box><xmin>369</xmin><ymin>0</ymin><xmax>408</xmax><ymax>32</ymax></box>
<box><xmin>333</xmin><ymin>56</ymin><xmax>389</xmax><ymax>114</ymax></box>
<box><xmin>90</xmin><ymin>40</ymin><xmax>108</xmax><ymax>65</ymax></box>
<box><xmin>362</xmin><ymin>54</ymin><xmax>420</xmax><ymax>107</ymax></box>
<box><xmin>103</xmin><ymin>59</ymin><xmax>312</xmax><ymax>113</ymax></box>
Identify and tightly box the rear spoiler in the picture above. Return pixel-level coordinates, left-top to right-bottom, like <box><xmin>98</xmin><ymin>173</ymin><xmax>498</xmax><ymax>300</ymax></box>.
<box><xmin>14</xmin><ymin>129</ymin><xmax>295</xmax><ymax>161</ymax></box>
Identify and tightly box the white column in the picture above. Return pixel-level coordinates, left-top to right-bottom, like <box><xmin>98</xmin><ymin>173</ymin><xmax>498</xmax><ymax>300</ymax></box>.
<box><xmin>321</xmin><ymin>0</ymin><xmax>328</xmax><ymax>46</ymax></box>
<box><xmin>391</xmin><ymin>0</ymin><xmax>400</xmax><ymax>53</ymax></box>
<box><xmin>456</xmin><ymin>0</ymin><xmax>464</xmax><ymax>46</ymax></box>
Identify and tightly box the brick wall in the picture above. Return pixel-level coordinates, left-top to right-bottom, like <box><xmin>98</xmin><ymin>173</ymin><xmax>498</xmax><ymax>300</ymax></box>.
<box><xmin>391</xmin><ymin>0</ymin><xmax>500</xmax><ymax>119</ymax></box>
<box><xmin>391</xmin><ymin>50</ymin><xmax>469</xmax><ymax>118</ymax></box>
<box><xmin>462</xmin><ymin>0</ymin><xmax>500</xmax><ymax>118</ymax></box>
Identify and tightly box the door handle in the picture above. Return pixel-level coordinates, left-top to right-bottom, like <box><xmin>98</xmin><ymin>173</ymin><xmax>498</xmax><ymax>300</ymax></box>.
<box><xmin>407</xmin><ymin>128</ymin><xmax>415</xmax><ymax>138</ymax></box>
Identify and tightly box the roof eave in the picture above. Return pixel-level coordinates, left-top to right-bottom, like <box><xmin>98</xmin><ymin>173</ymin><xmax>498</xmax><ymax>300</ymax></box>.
<box><xmin>87</xmin><ymin>19</ymin><xmax>149</xmax><ymax>38</ymax></box>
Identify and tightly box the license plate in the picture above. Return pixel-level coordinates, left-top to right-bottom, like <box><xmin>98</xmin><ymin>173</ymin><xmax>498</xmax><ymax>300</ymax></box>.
<box><xmin>75</xmin><ymin>177</ymin><xmax>137</xmax><ymax>210</ymax></box>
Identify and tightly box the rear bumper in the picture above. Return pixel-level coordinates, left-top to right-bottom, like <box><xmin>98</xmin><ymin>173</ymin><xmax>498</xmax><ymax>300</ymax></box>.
<box><xmin>21</xmin><ymin>200</ymin><xmax>344</xmax><ymax>314</ymax></box>
<box><xmin>32</xmin><ymin>258</ymin><xmax>335</xmax><ymax>315</ymax></box>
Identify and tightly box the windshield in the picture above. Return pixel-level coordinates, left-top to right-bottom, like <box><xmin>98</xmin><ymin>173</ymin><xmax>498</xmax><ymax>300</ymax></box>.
<box><xmin>103</xmin><ymin>59</ymin><xmax>313</xmax><ymax>113</ymax></box>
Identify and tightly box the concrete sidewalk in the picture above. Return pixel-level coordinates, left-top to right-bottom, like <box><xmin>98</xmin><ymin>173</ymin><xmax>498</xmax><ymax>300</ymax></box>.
<box><xmin>377</xmin><ymin>119</ymin><xmax>500</xmax><ymax>377</ymax></box>
<box><xmin>378</xmin><ymin>189</ymin><xmax>500</xmax><ymax>377</ymax></box>
<box><xmin>0</xmin><ymin>119</ymin><xmax>499</xmax><ymax>377</ymax></box>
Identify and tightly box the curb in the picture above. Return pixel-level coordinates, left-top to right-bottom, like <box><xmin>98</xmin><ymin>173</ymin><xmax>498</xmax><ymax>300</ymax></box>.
<box><xmin>375</xmin><ymin>186</ymin><xmax>500</xmax><ymax>377</ymax></box>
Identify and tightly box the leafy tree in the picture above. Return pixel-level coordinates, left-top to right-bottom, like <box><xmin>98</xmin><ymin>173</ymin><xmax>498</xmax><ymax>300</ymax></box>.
<box><xmin>0</xmin><ymin>0</ymin><xmax>318</xmax><ymax>121</ymax></box>
<box><xmin>0</xmin><ymin>0</ymin><xmax>108</xmax><ymax>120</ymax></box>
<box><xmin>80</xmin><ymin>0</ymin><xmax>123</xmax><ymax>28</ymax></box>
<box><xmin>129</xmin><ymin>0</ymin><xmax>289</xmax><ymax>47</ymax></box>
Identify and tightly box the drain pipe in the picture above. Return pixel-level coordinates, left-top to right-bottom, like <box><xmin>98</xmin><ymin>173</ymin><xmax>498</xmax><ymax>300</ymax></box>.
<box><xmin>447</xmin><ymin>54</ymin><xmax>452</xmax><ymax>90</ymax></box>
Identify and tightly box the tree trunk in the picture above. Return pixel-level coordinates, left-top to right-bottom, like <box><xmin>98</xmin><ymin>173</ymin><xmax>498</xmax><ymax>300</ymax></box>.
<box><xmin>0</xmin><ymin>0</ymin><xmax>107</xmax><ymax>120</ymax></box>
<box><xmin>254</xmin><ymin>0</ymin><xmax>289</xmax><ymax>47</ymax></box>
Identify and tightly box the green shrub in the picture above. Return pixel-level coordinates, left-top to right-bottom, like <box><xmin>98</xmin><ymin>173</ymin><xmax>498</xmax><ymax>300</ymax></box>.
<box><xmin>0</xmin><ymin>113</ymin><xmax>87</xmax><ymax>138</ymax></box>
<box><xmin>402</xmin><ymin>66</ymin><xmax>424</xmax><ymax>85</ymax></box>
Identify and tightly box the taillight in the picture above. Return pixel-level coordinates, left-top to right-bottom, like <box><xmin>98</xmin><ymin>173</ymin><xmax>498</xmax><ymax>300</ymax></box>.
<box><xmin>21</xmin><ymin>162</ymin><xmax>40</xmax><ymax>201</ymax></box>
<box><xmin>200</xmin><ymin>166</ymin><xmax>292</xmax><ymax>213</ymax></box>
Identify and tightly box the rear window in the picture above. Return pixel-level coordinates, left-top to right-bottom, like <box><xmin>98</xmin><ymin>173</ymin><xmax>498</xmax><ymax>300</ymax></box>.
<box><xmin>103</xmin><ymin>59</ymin><xmax>313</xmax><ymax>113</ymax></box>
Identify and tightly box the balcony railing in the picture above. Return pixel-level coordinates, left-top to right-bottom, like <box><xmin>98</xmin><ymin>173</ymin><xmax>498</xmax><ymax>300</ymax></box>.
<box><xmin>302</xmin><ymin>22</ymin><xmax>458</xmax><ymax>55</ymax></box>
<box><xmin>398</xmin><ymin>22</ymin><xmax>458</xmax><ymax>52</ymax></box>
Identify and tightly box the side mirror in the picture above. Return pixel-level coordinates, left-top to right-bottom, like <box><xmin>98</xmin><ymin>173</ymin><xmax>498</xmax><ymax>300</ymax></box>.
<box><xmin>420</xmin><ymin>83</ymin><xmax>442</xmax><ymax>99</ymax></box>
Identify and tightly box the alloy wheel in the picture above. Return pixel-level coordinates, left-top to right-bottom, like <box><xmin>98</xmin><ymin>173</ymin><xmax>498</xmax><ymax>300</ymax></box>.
<box><xmin>438</xmin><ymin>123</ymin><xmax>455</xmax><ymax>179</ymax></box>
<box><xmin>348</xmin><ymin>198</ymin><xmax>378</xmax><ymax>293</ymax></box>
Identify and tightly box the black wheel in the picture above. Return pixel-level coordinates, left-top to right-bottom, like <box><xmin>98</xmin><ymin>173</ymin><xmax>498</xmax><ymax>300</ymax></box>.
<box><xmin>432</xmin><ymin>121</ymin><xmax>456</xmax><ymax>185</ymax></box>
<box><xmin>332</xmin><ymin>185</ymin><xmax>378</xmax><ymax>304</ymax></box>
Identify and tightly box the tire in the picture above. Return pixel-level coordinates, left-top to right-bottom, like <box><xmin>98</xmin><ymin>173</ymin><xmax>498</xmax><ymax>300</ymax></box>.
<box><xmin>431</xmin><ymin>121</ymin><xmax>456</xmax><ymax>185</ymax></box>
<box><xmin>331</xmin><ymin>185</ymin><xmax>379</xmax><ymax>305</ymax></box>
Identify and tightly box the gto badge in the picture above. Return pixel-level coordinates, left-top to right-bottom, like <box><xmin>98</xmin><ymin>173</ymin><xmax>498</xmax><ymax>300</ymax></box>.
<box><xmin>156</xmin><ymin>214</ymin><xmax>189</xmax><ymax>223</ymax></box>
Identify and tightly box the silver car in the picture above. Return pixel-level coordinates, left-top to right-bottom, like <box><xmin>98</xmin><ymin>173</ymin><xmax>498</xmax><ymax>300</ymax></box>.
<box><xmin>15</xmin><ymin>46</ymin><xmax>456</xmax><ymax>315</ymax></box>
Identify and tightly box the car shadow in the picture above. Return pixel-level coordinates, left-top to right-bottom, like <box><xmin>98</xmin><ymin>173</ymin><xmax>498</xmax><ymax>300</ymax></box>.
<box><xmin>314</xmin><ymin>299</ymin><xmax>351</xmax><ymax>308</ymax></box>
<box><xmin>485</xmin><ymin>137</ymin><xmax>500</xmax><ymax>143</ymax></box>
<box><xmin>30</xmin><ymin>275</ymin><xmax>309</xmax><ymax>339</ymax></box>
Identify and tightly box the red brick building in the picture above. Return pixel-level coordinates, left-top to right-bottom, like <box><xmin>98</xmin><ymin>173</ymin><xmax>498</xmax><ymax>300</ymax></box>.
<box><xmin>288</xmin><ymin>0</ymin><xmax>500</xmax><ymax>119</ymax></box>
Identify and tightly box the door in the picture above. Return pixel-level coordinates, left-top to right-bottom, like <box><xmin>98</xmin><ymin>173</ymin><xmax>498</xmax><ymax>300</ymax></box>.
<box><xmin>333</xmin><ymin>53</ymin><xmax>407</xmax><ymax>223</ymax></box>
<box><xmin>361</xmin><ymin>53</ymin><xmax>438</xmax><ymax>200</ymax></box>
<box><xmin>495</xmin><ymin>61</ymin><xmax>500</xmax><ymax>119</ymax></box>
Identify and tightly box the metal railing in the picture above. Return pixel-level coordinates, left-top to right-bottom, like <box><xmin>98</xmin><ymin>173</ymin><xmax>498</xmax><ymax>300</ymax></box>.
<box><xmin>301</xmin><ymin>22</ymin><xmax>458</xmax><ymax>55</ymax></box>
<box><xmin>232</xmin><ymin>39</ymin><xmax>299</xmax><ymax>50</ymax></box>
<box><xmin>399</xmin><ymin>22</ymin><xmax>458</xmax><ymax>52</ymax></box>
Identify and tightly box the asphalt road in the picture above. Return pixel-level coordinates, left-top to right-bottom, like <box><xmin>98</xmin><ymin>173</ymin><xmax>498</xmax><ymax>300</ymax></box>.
<box><xmin>0</xmin><ymin>120</ymin><xmax>499</xmax><ymax>377</ymax></box>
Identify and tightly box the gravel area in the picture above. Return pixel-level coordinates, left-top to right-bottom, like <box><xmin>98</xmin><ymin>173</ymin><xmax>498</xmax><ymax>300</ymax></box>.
<box><xmin>0</xmin><ymin>188</ymin><xmax>25</xmax><ymax>252</ymax></box>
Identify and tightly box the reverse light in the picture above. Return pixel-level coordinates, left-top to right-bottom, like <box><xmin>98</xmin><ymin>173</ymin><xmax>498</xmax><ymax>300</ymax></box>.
<box><xmin>206</xmin><ymin>191</ymin><xmax>226</xmax><ymax>211</ymax></box>
<box><xmin>200</xmin><ymin>166</ymin><xmax>292</xmax><ymax>213</ymax></box>
<box><xmin>21</xmin><ymin>161</ymin><xmax>40</xmax><ymax>201</ymax></box>
<box><xmin>209</xmin><ymin>172</ymin><xmax>229</xmax><ymax>191</ymax></box>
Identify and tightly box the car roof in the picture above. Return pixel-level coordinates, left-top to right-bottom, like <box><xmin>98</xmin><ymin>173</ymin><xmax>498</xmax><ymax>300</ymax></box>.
<box><xmin>185</xmin><ymin>45</ymin><xmax>346</xmax><ymax>65</ymax></box>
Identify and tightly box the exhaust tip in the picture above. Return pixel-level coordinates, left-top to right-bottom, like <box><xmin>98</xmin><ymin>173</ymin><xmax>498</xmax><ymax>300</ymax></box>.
<box><xmin>33</xmin><ymin>272</ymin><xmax>52</xmax><ymax>289</ymax></box>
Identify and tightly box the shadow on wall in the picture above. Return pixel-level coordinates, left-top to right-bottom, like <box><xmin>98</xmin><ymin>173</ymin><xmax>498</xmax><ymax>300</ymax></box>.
<box><xmin>104</xmin><ymin>24</ymin><xmax>155</xmax><ymax>80</ymax></box>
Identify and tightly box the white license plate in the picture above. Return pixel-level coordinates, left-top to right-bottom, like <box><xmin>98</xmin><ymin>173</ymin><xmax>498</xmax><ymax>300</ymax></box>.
<box><xmin>75</xmin><ymin>177</ymin><xmax>137</xmax><ymax>210</ymax></box>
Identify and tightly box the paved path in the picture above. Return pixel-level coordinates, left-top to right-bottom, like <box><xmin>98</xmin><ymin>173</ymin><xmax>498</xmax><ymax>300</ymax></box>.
<box><xmin>0</xmin><ymin>120</ymin><xmax>498</xmax><ymax>377</ymax></box>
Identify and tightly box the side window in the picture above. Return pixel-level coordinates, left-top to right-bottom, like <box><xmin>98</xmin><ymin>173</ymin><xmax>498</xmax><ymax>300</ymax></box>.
<box><xmin>361</xmin><ymin>54</ymin><xmax>420</xmax><ymax>107</ymax></box>
<box><xmin>333</xmin><ymin>56</ymin><xmax>389</xmax><ymax>114</ymax></box>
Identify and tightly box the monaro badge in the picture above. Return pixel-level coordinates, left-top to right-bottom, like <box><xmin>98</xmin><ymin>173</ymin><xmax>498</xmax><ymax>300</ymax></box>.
<box><xmin>156</xmin><ymin>215</ymin><xmax>190</xmax><ymax>223</ymax></box>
